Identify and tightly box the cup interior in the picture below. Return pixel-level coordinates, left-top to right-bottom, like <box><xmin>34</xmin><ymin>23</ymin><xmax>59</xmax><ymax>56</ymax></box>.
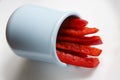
<box><xmin>53</xmin><ymin>14</ymin><xmax>80</xmax><ymax>66</ymax></box>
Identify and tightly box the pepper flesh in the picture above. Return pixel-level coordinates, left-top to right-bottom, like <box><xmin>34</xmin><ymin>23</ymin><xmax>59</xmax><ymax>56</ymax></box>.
<box><xmin>57</xmin><ymin>36</ymin><xmax>103</xmax><ymax>45</ymax></box>
<box><xmin>61</xmin><ymin>17</ymin><xmax>88</xmax><ymax>30</ymax></box>
<box><xmin>56</xmin><ymin>42</ymin><xmax>102</xmax><ymax>56</ymax></box>
<box><xmin>57</xmin><ymin>50</ymin><xmax>100</xmax><ymax>68</ymax></box>
<box><xmin>56</xmin><ymin>17</ymin><xmax>102</xmax><ymax>68</ymax></box>
<box><xmin>58</xmin><ymin>27</ymin><xmax>99</xmax><ymax>37</ymax></box>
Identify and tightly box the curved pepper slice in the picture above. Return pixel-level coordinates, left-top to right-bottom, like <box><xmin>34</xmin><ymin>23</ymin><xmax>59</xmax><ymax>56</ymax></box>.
<box><xmin>57</xmin><ymin>49</ymin><xmax>88</xmax><ymax>57</ymax></box>
<box><xmin>58</xmin><ymin>27</ymin><xmax>99</xmax><ymax>37</ymax></box>
<box><xmin>61</xmin><ymin>17</ymin><xmax>88</xmax><ymax>30</ymax></box>
<box><xmin>57</xmin><ymin>36</ymin><xmax>103</xmax><ymax>45</ymax></box>
<box><xmin>56</xmin><ymin>42</ymin><xmax>102</xmax><ymax>56</ymax></box>
<box><xmin>57</xmin><ymin>50</ymin><xmax>100</xmax><ymax>68</ymax></box>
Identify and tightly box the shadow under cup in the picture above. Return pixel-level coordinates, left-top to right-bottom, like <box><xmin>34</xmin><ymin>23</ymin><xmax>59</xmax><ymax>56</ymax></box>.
<box><xmin>6</xmin><ymin>5</ymin><xmax>80</xmax><ymax>66</ymax></box>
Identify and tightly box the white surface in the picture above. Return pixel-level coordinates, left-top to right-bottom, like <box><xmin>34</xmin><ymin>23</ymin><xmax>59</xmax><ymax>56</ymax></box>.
<box><xmin>0</xmin><ymin>0</ymin><xmax>120</xmax><ymax>80</ymax></box>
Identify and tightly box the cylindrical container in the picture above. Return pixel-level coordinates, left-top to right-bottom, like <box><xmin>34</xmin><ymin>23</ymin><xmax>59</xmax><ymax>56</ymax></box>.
<box><xmin>6</xmin><ymin>5</ymin><xmax>80</xmax><ymax>66</ymax></box>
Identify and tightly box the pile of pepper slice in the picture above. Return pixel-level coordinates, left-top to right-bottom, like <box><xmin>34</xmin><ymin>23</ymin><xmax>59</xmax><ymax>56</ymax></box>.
<box><xmin>56</xmin><ymin>16</ymin><xmax>103</xmax><ymax>68</ymax></box>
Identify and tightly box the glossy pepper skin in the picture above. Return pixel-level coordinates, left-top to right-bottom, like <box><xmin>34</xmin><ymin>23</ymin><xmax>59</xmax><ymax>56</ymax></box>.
<box><xmin>57</xmin><ymin>36</ymin><xmax>103</xmax><ymax>45</ymax></box>
<box><xmin>58</xmin><ymin>27</ymin><xmax>99</xmax><ymax>37</ymax></box>
<box><xmin>61</xmin><ymin>17</ymin><xmax>88</xmax><ymax>30</ymax></box>
<box><xmin>57</xmin><ymin>50</ymin><xmax>100</xmax><ymax>68</ymax></box>
<box><xmin>56</xmin><ymin>42</ymin><xmax>102</xmax><ymax>56</ymax></box>
<box><xmin>56</xmin><ymin>17</ymin><xmax>102</xmax><ymax>68</ymax></box>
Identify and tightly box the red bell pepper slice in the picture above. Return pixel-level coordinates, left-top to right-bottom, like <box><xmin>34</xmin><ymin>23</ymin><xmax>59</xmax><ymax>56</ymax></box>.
<box><xmin>57</xmin><ymin>49</ymin><xmax>87</xmax><ymax>57</ymax></box>
<box><xmin>56</xmin><ymin>42</ymin><xmax>102</xmax><ymax>56</ymax></box>
<box><xmin>57</xmin><ymin>50</ymin><xmax>100</xmax><ymax>68</ymax></box>
<box><xmin>61</xmin><ymin>17</ymin><xmax>88</xmax><ymax>30</ymax></box>
<box><xmin>58</xmin><ymin>27</ymin><xmax>99</xmax><ymax>37</ymax></box>
<box><xmin>57</xmin><ymin>36</ymin><xmax>103</xmax><ymax>45</ymax></box>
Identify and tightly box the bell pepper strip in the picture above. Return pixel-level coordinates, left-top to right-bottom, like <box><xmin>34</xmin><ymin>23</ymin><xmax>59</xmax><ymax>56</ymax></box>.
<box><xmin>61</xmin><ymin>17</ymin><xmax>88</xmax><ymax>30</ymax></box>
<box><xmin>57</xmin><ymin>48</ymin><xmax>87</xmax><ymax>57</ymax></box>
<box><xmin>58</xmin><ymin>27</ymin><xmax>99</xmax><ymax>37</ymax></box>
<box><xmin>56</xmin><ymin>42</ymin><xmax>102</xmax><ymax>56</ymax></box>
<box><xmin>56</xmin><ymin>17</ymin><xmax>102</xmax><ymax>68</ymax></box>
<box><xmin>57</xmin><ymin>36</ymin><xmax>103</xmax><ymax>45</ymax></box>
<box><xmin>57</xmin><ymin>50</ymin><xmax>100</xmax><ymax>68</ymax></box>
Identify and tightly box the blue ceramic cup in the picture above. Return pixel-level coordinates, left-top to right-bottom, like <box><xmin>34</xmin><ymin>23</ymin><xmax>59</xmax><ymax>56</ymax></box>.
<box><xmin>6</xmin><ymin>5</ymin><xmax>80</xmax><ymax>66</ymax></box>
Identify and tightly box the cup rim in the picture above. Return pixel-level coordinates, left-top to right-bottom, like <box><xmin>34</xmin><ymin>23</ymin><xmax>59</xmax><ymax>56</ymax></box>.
<box><xmin>51</xmin><ymin>11</ymin><xmax>80</xmax><ymax>66</ymax></box>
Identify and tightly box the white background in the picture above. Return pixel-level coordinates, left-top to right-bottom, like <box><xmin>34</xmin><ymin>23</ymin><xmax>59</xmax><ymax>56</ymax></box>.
<box><xmin>0</xmin><ymin>0</ymin><xmax>120</xmax><ymax>80</ymax></box>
